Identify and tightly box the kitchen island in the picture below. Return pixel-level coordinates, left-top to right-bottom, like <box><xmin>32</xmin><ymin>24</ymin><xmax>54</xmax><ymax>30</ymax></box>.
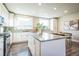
<box><xmin>28</xmin><ymin>32</ymin><xmax>67</xmax><ymax>56</ymax></box>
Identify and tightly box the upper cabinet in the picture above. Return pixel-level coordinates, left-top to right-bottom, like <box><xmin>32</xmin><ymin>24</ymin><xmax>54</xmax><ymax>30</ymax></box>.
<box><xmin>9</xmin><ymin>13</ymin><xmax>14</xmax><ymax>27</ymax></box>
<box><xmin>0</xmin><ymin>3</ymin><xmax>9</xmax><ymax>26</ymax></box>
<box><xmin>0</xmin><ymin>4</ymin><xmax>2</xmax><ymax>16</ymax></box>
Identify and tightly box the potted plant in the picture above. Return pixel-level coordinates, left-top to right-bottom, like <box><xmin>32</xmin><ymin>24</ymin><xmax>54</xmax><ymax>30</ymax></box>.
<box><xmin>35</xmin><ymin>23</ymin><xmax>48</xmax><ymax>34</ymax></box>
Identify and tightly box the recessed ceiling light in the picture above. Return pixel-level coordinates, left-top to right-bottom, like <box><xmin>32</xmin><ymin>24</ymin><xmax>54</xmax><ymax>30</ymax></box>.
<box><xmin>54</xmin><ymin>8</ymin><xmax>57</xmax><ymax>10</ymax></box>
<box><xmin>38</xmin><ymin>3</ymin><xmax>42</xmax><ymax>6</ymax></box>
<box><xmin>64</xmin><ymin>10</ymin><xmax>68</xmax><ymax>13</ymax></box>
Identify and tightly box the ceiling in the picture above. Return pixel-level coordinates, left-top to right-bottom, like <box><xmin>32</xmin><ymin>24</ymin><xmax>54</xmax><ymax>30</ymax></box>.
<box><xmin>5</xmin><ymin>3</ymin><xmax>79</xmax><ymax>18</ymax></box>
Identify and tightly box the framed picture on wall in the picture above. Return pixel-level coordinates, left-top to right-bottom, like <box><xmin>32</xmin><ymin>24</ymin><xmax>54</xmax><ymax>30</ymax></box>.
<box><xmin>69</xmin><ymin>20</ymin><xmax>79</xmax><ymax>30</ymax></box>
<box><xmin>64</xmin><ymin>20</ymin><xmax>79</xmax><ymax>31</ymax></box>
<box><xmin>64</xmin><ymin>21</ymin><xmax>70</xmax><ymax>30</ymax></box>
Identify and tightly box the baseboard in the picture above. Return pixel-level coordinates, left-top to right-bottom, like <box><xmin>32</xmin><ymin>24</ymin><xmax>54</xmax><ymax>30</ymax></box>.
<box><xmin>72</xmin><ymin>39</ymin><xmax>79</xmax><ymax>42</ymax></box>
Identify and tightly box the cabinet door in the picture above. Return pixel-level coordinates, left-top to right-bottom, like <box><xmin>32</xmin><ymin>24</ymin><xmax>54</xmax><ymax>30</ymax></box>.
<box><xmin>0</xmin><ymin>4</ymin><xmax>2</xmax><ymax>15</ymax></box>
<box><xmin>0</xmin><ymin>38</ymin><xmax>3</xmax><ymax>56</ymax></box>
<box><xmin>28</xmin><ymin>36</ymin><xmax>35</xmax><ymax>56</ymax></box>
<box><xmin>1</xmin><ymin>4</ymin><xmax>9</xmax><ymax>26</ymax></box>
<box><xmin>35</xmin><ymin>39</ymin><xmax>41</xmax><ymax>56</ymax></box>
<box><xmin>10</xmin><ymin>32</ymin><xmax>13</xmax><ymax>45</ymax></box>
<box><xmin>41</xmin><ymin>39</ymin><xmax>66</xmax><ymax>56</ymax></box>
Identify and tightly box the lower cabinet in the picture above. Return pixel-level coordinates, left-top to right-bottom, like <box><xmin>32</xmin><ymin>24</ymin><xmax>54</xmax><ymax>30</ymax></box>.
<box><xmin>28</xmin><ymin>36</ymin><xmax>66</xmax><ymax>56</ymax></box>
<box><xmin>10</xmin><ymin>32</ymin><xmax>13</xmax><ymax>46</ymax></box>
<box><xmin>34</xmin><ymin>39</ymin><xmax>41</xmax><ymax>56</ymax></box>
<box><xmin>41</xmin><ymin>39</ymin><xmax>66</xmax><ymax>56</ymax></box>
<box><xmin>0</xmin><ymin>37</ymin><xmax>3</xmax><ymax>56</ymax></box>
<box><xmin>28</xmin><ymin>36</ymin><xmax>36</xmax><ymax>56</ymax></box>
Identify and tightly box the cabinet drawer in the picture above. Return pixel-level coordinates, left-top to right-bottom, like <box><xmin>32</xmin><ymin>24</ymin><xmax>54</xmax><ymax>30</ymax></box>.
<box><xmin>0</xmin><ymin>49</ymin><xmax>3</xmax><ymax>56</ymax></box>
<box><xmin>0</xmin><ymin>38</ymin><xmax>3</xmax><ymax>43</ymax></box>
<box><xmin>0</xmin><ymin>41</ymin><xmax>3</xmax><ymax>56</ymax></box>
<box><xmin>0</xmin><ymin>43</ymin><xmax>3</xmax><ymax>49</ymax></box>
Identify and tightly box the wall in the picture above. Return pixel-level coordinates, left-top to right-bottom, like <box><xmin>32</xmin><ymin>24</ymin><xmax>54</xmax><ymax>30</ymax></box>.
<box><xmin>59</xmin><ymin>12</ymin><xmax>79</xmax><ymax>41</ymax></box>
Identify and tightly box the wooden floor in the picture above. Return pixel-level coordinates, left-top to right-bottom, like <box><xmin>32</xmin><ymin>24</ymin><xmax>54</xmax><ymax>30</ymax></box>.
<box><xmin>67</xmin><ymin>41</ymin><xmax>79</xmax><ymax>56</ymax></box>
<box><xmin>9</xmin><ymin>41</ymin><xmax>79</xmax><ymax>56</ymax></box>
<box><xmin>9</xmin><ymin>42</ymin><xmax>31</xmax><ymax>56</ymax></box>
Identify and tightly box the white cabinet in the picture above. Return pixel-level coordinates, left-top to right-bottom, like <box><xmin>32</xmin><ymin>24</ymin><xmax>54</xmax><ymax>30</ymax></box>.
<box><xmin>0</xmin><ymin>37</ymin><xmax>3</xmax><ymax>56</ymax></box>
<box><xmin>0</xmin><ymin>4</ymin><xmax>9</xmax><ymax>26</ymax></box>
<box><xmin>0</xmin><ymin>4</ymin><xmax>2</xmax><ymax>15</ymax></box>
<box><xmin>28</xmin><ymin>35</ymin><xmax>66</xmax><ymax>56</ymax></box>
<box><xmin>41</xmin><ymin>39</ymin><xmax>66</xmax><ymax>56</ymax></box>
<box><xmin>9</xmin><ymin>32</ymin><xmax>13</xmax><ymax>45</ymax></box>
<box><xmin>28</xmin><ymin>35</ymin><xmax>36</xmax><ymax>56</ymax></box>
<box><xmin>1</xmin><ymin>8</ymin><xmax>9</xmax><ymax>26</ymax></box>
<box><xmin>34</xmin><ymin>39</ymin><xmax>41</xmax><ymax>56</ymax></box>
<box><xmin>9</xmin><ymin>13</ymin><xmax>14</xmax><ymax>27</ymax></box>
<box><xmin>13</xmin><ymin>32</ymin><xmax>29</xmax><ymax>43</ymax></box>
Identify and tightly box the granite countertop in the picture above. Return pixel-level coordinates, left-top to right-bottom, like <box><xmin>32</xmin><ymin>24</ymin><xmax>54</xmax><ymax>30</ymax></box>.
<box><xmin>0</xmin><ymin>33</ymin><xmax>4</xmax><ymax>39</ymax></box>
<box><xmin>31</xmin><ymin>32</ymin><xmax>66</xmax><ymax>42</ymax></box>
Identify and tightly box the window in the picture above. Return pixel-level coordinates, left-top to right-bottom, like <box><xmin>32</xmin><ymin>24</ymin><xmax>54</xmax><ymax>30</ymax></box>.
<box><xmin>15</xmin><ymin>15</ymin><xmax>33</xmax><ymax>30</ymax></box>
<box><xmin>39</xmin><ymin>18</ymin><xmax>49</xmax><ymax>29</ymax></box>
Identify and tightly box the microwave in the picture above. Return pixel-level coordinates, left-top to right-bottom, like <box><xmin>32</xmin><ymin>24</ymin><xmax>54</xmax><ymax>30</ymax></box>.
<box><xmin>0</xmin><ymin>16</ymin><xmax>4</xmax><ymax>25</ymax></box>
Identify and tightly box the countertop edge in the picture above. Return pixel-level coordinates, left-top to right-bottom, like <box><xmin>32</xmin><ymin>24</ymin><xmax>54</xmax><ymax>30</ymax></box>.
<box><xmin>31</xmin><ymin>35</ymin><xmax>65</xmax><ymax>42</ymax></box>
